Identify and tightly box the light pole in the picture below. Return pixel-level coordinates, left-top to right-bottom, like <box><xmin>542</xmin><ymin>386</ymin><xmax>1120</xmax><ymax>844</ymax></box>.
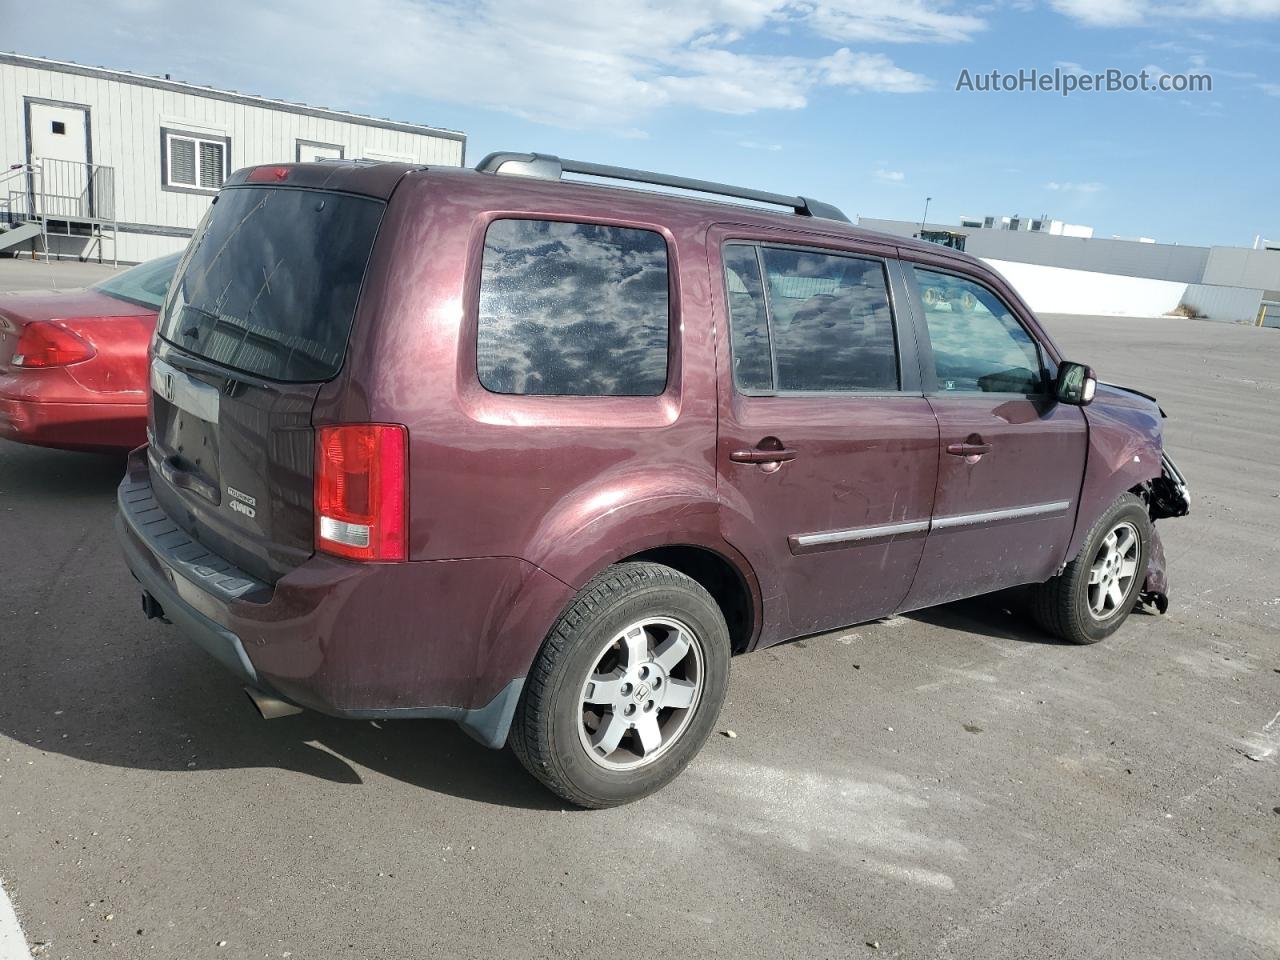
<box><xmin>918</xmin><ymin>196</ymin><xmax>932</xmax><ymax>235</ymax></box>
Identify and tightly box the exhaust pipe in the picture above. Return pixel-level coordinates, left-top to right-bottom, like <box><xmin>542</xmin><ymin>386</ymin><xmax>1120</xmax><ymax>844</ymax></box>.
<box><xmin>140</xmin><ymin>591</ymin><xmax>169</xmax><ymax>623</ymax></box>
<box><xmin>244</xmin><ymin>686</ymin><xmax>304</xmax><ymax>720</ymax></box>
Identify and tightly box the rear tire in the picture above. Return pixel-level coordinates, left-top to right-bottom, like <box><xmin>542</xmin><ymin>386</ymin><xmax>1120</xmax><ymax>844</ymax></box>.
<box><xmin>1031</xmin><ymin>492</ymin><xmax>1151</xmax><ymax>644</ymax></box>
<box><xmin>510</xmin><ymin>562</ymin><xmax>730</xmax><ymax>808</ymax></box>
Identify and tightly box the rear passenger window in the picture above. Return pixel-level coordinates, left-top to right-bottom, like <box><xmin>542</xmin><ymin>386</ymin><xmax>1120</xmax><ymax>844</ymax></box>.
<box><xmin>722</xmin><ymin>244</ymin><xmax>899</xmax><ymax>392</ymax></box>
<box><xmin>478</xmin><ymin>219</ymin><xmax>669</xmax><ymax>396</ymax></box>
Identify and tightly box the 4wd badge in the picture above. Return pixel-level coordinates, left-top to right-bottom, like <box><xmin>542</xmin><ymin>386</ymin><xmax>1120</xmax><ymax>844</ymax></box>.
<box><xmin>227</xmin><ymin>486</ymin><xmax>257</xmax><ymax>519</ymax></box>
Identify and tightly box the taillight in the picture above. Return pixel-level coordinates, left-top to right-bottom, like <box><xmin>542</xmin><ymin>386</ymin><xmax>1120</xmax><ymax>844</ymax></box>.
<box><xmin>315</xmin><ymin>424</ymin><xmax>408</xmax><ymax>562</ymax></box>
<box><xmin>11</xmin><ymin>321</ymin><xmax>96</xmax><ymax>368</ymax></box>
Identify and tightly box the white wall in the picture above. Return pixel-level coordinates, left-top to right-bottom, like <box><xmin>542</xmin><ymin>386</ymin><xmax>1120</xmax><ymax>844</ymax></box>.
<box><xmin>984</xmin><ymin>259</ymin><xmax>1268</xmax><ymax>322</ymax></box>
<box><xmin>982</xmin><ymin>258</ymin><xmax>1188</xmax><ymax>317</ymax></box>
<box><xmin>967</xmin><ymin>231</ymin><xmax>1209</xmax><ymax>283</ymax></box>
<box><xmin>0</xmin><ymin>55</ymin><xmax>465</xmax><ymax>263</ymax></box>
<box><xmin>1201</xmin><ymin>247</ymin><xmax>1280</xmax><ymax>295</ymax></box>
<box><xmin>1179</xmin><ymin>283</ymin><xmax>1264</xmax><ymax>323</ymax></box>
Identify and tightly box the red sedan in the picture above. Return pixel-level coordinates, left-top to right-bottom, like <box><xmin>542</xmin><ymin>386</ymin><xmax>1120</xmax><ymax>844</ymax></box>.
<box><xmin>0</xmin><ymin>253</ymin><xmax>180</xmax><ymax>452</ymax></box>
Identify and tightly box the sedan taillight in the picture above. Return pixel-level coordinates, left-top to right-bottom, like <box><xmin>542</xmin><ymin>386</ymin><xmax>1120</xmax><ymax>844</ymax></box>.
<box><xmin>11</xmin><ymin>321</ymin><xmax>96</xmax><ymax>368</ymax></box>
<box><xmin>315</xmin><ymin>423</ymin><xmax>408</xmax><ymax>562</ymax></box>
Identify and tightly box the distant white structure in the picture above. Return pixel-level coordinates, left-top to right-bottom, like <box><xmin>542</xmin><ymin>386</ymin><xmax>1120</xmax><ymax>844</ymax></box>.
<box><xmin>859</xmin><ymin>214</ymin><xmax>1280</xmax><ymax>325</ymax></box>
<box><xmin>959</xmin><ymin>213</ymin><xmax>1093</xmax><ymax>239</ymax></box>
<box><xmin>0</xmin><ymin>53</ymin><xmax>466</xmax><ymax>263</ymax></box>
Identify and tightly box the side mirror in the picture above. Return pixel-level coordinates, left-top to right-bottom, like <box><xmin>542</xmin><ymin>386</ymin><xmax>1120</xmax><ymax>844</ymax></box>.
<box><xmin>1056</xmin><ymin>361</ymin><xmax>1097</xmax><ymax>406</ymax></box>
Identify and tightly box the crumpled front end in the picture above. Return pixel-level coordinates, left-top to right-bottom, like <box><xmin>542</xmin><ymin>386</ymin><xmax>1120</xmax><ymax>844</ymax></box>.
<box><xmin>1141</xmin><ymin>525</ymin><xmax>1169</xmax><ymax>613</ymax></box>
<box><xmin>1139</xmin><ymin>451</ymin><xmax>1190</xmax><ymax>614</ymax></box>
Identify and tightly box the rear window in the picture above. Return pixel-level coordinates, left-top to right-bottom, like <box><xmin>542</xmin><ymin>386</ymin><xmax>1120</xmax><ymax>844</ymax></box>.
<box><xmin>93</xmin><ymin>252</ymin><xmax>181</xmax><ymax>310</ymax></box>
<box><xmin>158</xmin><ymin>186</ymin><xmax>384</xmax><ymax>382</ymax></box>
<box><xmin>477</xmin><ymin>219</ymin><xmax>669</xmax><ymax>396</ymax></box>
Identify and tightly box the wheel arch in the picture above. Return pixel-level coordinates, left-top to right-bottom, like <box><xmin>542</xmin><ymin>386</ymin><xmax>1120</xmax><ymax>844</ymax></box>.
<box><xmin>1067</xmin><ymin>402</ymin><xmax>1163</xmax><ymax>563</ymax></box>
<box><xmin>521</xmin><ymin>477</ymin><xmax>766</xmax><ymax>656</ymax></box>
<box><xmin>621</xmin><ymin>544</ymin><xmax>758</xmax><ymax>654</ymax></box>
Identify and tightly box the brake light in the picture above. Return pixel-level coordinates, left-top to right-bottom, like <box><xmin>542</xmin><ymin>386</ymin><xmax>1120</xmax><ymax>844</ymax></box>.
<box><xmin>11</xmin><ymin>321</ymin><xmax>96</xmax><ymax>368</ymax></box>
<box><xmin>315</xmin><ymin>424</ymin><xmax>408</xmax><ymax>562</ymax></box>
<box><xmin>247</xmin><ymin>165</ymin><xmax>291</xmax><ymax>182</ymax></box>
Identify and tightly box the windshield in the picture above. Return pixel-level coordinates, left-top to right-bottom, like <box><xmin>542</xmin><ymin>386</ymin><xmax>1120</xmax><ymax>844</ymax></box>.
<box><xmin>93</xmin><ymin>252</ymin><xmax>182</xmax><ymax>310</ymax></box>
<box><xmin>158</xmin><ymin>186</ymin><xmax>385</xmax><ymax>382</ymax></box>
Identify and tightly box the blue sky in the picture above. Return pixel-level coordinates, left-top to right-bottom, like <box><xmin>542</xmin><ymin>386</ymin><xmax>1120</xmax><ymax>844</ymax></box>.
<box><xmin>7</xmin><ymin>0</ymin><xmax>1279</xmax><ymax>246</ymax></box>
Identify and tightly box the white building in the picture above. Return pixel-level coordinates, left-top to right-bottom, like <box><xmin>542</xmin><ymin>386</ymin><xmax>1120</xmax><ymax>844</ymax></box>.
<box><xmin>859</xmin><ymin>214</ymin><xmax>1280</xmax><ymax>324</ymax></box>
<box><xmin>0</xmin><ymin>53</ymin><xmax>466</xmax><ymax>263</ymax></box>
<box><xmin>959</xmin><ymin>213</ymin><xmax>1093</xmax><ymax>238</ymax></box>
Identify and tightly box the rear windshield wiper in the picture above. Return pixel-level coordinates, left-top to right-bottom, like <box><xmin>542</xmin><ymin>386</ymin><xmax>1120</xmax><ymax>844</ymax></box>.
<box><xmin>158</xmin><ymin>347</ymin><xmax>282</xmax><ymax>394</ymax></box>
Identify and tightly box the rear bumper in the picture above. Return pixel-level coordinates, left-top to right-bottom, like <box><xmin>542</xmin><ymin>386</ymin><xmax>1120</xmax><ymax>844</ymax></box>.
<box><xmin>0</xmin><ymin>390</ymin><xmax>145</xmax><ymax>451</ymax></box>
<box><xmin>114</xmin><ymin>447</ymin><xmax>573</xmax><ymax>747</ymax></box>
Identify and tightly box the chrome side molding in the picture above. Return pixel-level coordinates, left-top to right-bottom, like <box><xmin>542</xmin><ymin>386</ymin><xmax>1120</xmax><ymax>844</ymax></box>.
<box><xmin>789</xmin><ymin>500</ymin><xmax>1071</xmax><ymax>555</ymax></box>
<box><xmin>789</xmin><ymin>519</ymin><xmax>930</xmax><ymax>553</ymax></box>
<box><xmin>932</xmin><ymin>500</ymin><xmax>1072</xmax><ymax>530</ymax></box>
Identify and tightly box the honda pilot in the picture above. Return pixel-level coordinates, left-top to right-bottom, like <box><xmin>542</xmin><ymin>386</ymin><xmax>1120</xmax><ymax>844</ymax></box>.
<box><xmin>116</xmin><ymin>153</ymin><xmax>1190</xmax><ymax>807</ymax></box>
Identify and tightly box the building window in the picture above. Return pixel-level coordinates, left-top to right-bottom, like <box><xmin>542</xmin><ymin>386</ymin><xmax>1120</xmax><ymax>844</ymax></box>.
<box><xmin>296</xmin><ymin>140</ymin><xmax>344</xmax><ymax>163</ymax></box>
<box><xmin>477</xmin><ymin>219</ymin><xmax>670</xmax><ymax>396</ymax></box>
<box><xmin>51</xmin><ymin>120</ymin><xmax>66</xmax><ymax>135</ymax></box>
<box><xmin>162</xmin><ymin>129</ymin><xmax>228</xmax><ymax>192</ymax></box>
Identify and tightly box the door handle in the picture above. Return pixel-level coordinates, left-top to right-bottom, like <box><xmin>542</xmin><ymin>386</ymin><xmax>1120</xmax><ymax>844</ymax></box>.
<box><xmin>946</xmin><ymin>437</ymin><xmax>992</xmax><ymax>462</ymax></box>
<box><xmin>730</xmin><ymin>447</ymin><xmax>799</xmax><ymax>464</ymax></box>
<box><xmin>946</xmin><ymin>442</ymin><xmax>991</xmax><ymax>456</ymax></box>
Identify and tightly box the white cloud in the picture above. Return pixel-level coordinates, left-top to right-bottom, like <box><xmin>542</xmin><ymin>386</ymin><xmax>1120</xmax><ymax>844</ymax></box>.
<box><xmin>1050</xmin><ymin>0</ymin><xmax>1148</xmax><ymax>25</ymax></box>
<box><xmin>820</xmin><ymin>48</ymin><xmax>935</xmax><ymax>91</ymax></box>
<box><xmin>1259</xmin><ymin>81</ymin><xmax>1280</xmax><ymax>94</ymax></box>
<box><xmin>805</xmin><ymin>0</ymin><xmax>987</xmax><ymax>42</ymax></box>
<box><xmin>874</xmin><ymin>168</ymin><xmax>906</xmax><ymax>182</ymax></box>
<box><xmin>1046</xmin><ymin>180</ymin><xmax>1105</xmax><ymax>193</ymax></box>
<box><xmin>1050</xmin><ymin>0</ymin><xmax>1280</xmax><ymax>26</ymax></box>
<box><xmin>9</xmin><ymin>0</ymin><xmax>949</xmax><ymax>129</ymax></box>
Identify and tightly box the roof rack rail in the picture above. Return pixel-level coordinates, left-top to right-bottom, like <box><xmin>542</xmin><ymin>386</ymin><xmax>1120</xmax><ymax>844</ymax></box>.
<box><xmin>474</xmin><ymin>151</ymin><xmax>849</xmax><ymax>223</ymax></box>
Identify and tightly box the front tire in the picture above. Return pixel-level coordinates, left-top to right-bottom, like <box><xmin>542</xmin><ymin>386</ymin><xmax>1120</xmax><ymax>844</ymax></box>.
<box><xmin>510</xmin><ymin>562</ymin><xmax>731</xmax><ymax>808</ymax></box>
<box><xmin>1031</xmin><ymin>493</ymin><xmax>1152</xmax><ymax>644</ymax></box>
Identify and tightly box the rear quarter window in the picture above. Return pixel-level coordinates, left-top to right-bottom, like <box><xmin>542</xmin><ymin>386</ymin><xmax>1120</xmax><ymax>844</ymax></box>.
<box><xmin>477</xmin><ymin>219</ymin><xmax>670</xmax><ymax>396</ymax></box>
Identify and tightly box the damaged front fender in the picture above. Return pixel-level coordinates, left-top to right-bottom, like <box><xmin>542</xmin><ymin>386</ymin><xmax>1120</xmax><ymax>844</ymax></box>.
<box><xmin>1140</xmin><ymin>524</ymin><xmax>1169</xmax><ymax>614</ymax></box>
<box><xmin>1137</xmin><ymin>450</ymin><xmax>1189</xmax><ymax>614</ymax></box>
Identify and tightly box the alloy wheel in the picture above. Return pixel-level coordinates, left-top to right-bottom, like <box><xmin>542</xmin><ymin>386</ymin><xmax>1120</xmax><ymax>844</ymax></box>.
<box><xmin>577</xmin><ymin>617</ymin><xmax>704</xmax><ymax>771</ymax></box>
<box><xmin>1088</xmin><ymin>520</ymin><xmax>1141</xmax><ymax>620</ymax></box>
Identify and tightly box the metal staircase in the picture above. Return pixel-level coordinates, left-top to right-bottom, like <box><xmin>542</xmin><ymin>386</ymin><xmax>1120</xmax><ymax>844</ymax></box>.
<box><xmin>0</xmin><ymin>159</ymin><xmax>119</xmax><ymax>265</ymax></box>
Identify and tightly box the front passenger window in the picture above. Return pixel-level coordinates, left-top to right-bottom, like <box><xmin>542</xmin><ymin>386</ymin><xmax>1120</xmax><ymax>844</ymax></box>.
<box><xmin>913</xmin><ymin>268</ymin><xmax>1045</xmax><ymax>394</ymax></box>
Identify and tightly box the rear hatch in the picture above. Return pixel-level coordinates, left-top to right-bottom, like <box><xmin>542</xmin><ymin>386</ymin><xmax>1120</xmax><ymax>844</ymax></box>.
<box><xmin>148</xmin><ymin>182</ymin><xmax>386</xmax><ymax>584</ymax></box>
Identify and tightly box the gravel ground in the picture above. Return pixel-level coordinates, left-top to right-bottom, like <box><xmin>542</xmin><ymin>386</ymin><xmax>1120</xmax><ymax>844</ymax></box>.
<box><xmin>1</xmin><ymin>259</ymin><xmax>1277</xmax><ymax>959</ymax></box>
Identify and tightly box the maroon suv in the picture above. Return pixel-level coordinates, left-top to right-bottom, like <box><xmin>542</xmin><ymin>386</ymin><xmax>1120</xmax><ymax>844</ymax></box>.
<box><xmin>116</xmin><ymin>153</ymin><xmax>1190</xmax><ymax>807</ymax></box>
